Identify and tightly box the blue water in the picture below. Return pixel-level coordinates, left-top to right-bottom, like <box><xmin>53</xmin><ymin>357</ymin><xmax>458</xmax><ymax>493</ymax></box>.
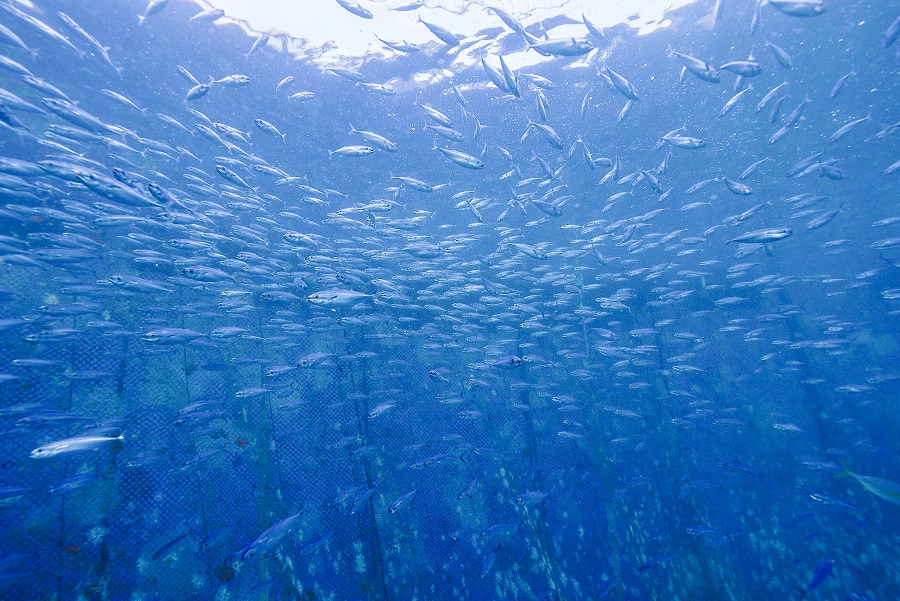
<box><xmin>0</xmin><ymin>0</ymin><xmax>898</xmax><ymax>599</ymax></box>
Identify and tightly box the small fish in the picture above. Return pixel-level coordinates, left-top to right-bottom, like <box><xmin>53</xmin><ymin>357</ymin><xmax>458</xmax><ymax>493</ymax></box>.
<box><xmin>806</xmin><ymin>209</ymin><xmax>840</xmax><ymax>230</ymax></box>
<box><xmin>101</xmin><ymin>89</ymin><xmax>147</xmax><ymax>114</ymax></box>
<box><xmin>213</xmin><ymin>74</ymin><xmax>250</xmax><ymax>86</ymax></box>
<box><xmin>802</xmin><ymin>559</ymin><xmax>835</xmax><ymax>596</ymax></box>
<box><xmin>391</xmin><ymin>1</ymin><xmax>423</xmax><ymax>10</ymax></box>
<box><xmin>185</xmin><ymin>83</ymin><xmax>210</xmax><ymax>102</ymax></box>
<box><xmin>492</xmin><ymin>355</ymin><xmax>523</xmax><ymax>369</ymax></box>
<box><xmin>329</xmin><ymin>145</ymin><xmax>374</xmax><ymax>158</ymax></box>
<box><xmin>415</xmin><ymin>101</ymin><xmax>453</xmax><ymax>127</ymax></box>
<box><xmin>435</xmin><ymin>147</ymin><xmax>484</xmax><ymax>170</ymax></box>
<box><xmin>721</xmin><ymin>84</ymin><xmax>754</xmax><ymax>116</ymax></box>
<box><xmin>515</xmin><ymin>491</ymin><xmax>548</xmax><ymax>506</ymax></box>
<box><xmin>391</xmin><ymin>176</ymin><xmax>437</xmax><ymax>192</ymax></box>
<box><xmin>31</xmin><ymin>433</ymin><xmax>124</xmax><ymax>458</ymax></box>
<box><xmin>245</xmin><ymin>34</ymin><xmax>270</xmax><ymax>58</ymax></box>
<box><xmin>827</xmin><ymin>114</ymin><xmax>870</xmax><ymax>144</ymax></box>
<box><xmin>884</xmin><ymin>14</ymin><xmax>900</xmax><ymax>47</ymax></box>
<box><xmin>138</xmin><ymin>0</ymin><xmax>170</xmax><ymax>26</ymax></box>
<box><xmin>240</xmin><ymin>512</ymin><xmax>301</xmax><ymax>560</ymax></box>
<box><xmin>723</xmin><ymin>176</ymin><xmax>752</xmax><ymax>195</ymax></box>
<box><xmin>668</xmin><ymin>49</ymin><xmax>720</xmax><ymax>83</ymax></box>
<box><xmin>327</xmin><ymin>67</ymin><xmax>365</xmax><ymax>82</ymax></box>
<box><xmin>307</xmin><ymin>289</ymin><xmax>371</xmax><ymax>306</ymax></box>
<box><xmin>417</xmin><ymin>16</ymin><xmax>459</xmax><ymax>46</ymax></box>
<box><xmin>388</xmin><ymin>490</ymin><xmax>416</xmax><ymax>513</ymax></box>
<box><xmin>275</xmin><ymin>76</ymin><xmax>294</xmax><ymax>94</ymax></box>
<box><xmin>142</xmin><ymin>328</ymin><xmax>205</xmax><ymax>344</ymax></box>
<box><xmin>838</xmin><ymin>470</ymin><xmax>900</xmax><ymax>504</ymax></box>
<box><xmin>376</xmin><ymin>36</ymin><xmax>419</xmax><ymax>53</ymax></box>
<box><xmin>368</xmin><ymin>401</ymin><xmax>396</xmax><ymax>418</ymax></box>
<box><xmin>768</xmin><ymin>0</ymin><xmax>826</xmax><ymax>17</ymax></box>
<box><xmin>719</xmin><ymin>60</ymin><xmax>762</xmax><ymax>77</ymax></box>
<box><xmin>254</xmin><ymin>118</ymin><xmax>285</xmax><ymax>141</ymax></box>
<box><xmin>662</xmin><ymin>134</ymin><xmax>706</xmax><ymax>149</ymax></box>
<box><xmin>190</xmin><ymin>8</ymin><xmax>225</xmax><ymax>23</ymax></box>
<box><xmin>604</xmin><ymin>66</ymin><xmax>639</xmax><ymax>100</ymax></box>
<box><xmin>529</xmin><ymin>38</ymin><xmax>593</xmax><ymax>57</ymax></box>
<box><xmin>335</xmin><ymin>0</ymin><xmax>373</xmax><ymax>19</ymax></box>
<box><xmin>349</xmin><ymin>124</ymin><xmax>397</xmax><ymax>151</ymax></box>
<box><xmin>764</xmin><ymin>41</ymin><xmax>793</xmax><ymax>68</ymax></box>
<box><xmin>297</xmin><ymin>352</ymin><xmax>333</xmax><ymax>368</ymax></box>
<box><xmin>727</xmin><ymin>228</ymin><xmax>792</xmax><ymax>244</ymax></box>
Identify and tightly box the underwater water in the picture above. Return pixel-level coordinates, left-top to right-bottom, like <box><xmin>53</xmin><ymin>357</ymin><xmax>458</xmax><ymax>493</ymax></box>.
<box><xmin>0</xmin><ymin>0</ymin><xmax>898</xmax><ymax>599</ymax></box>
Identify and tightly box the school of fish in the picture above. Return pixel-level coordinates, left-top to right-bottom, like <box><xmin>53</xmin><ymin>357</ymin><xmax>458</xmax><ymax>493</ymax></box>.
<box><xmin>0</xmin><ymin>0</ymin><xmax>898</xmax><ymax>599</ymax></box>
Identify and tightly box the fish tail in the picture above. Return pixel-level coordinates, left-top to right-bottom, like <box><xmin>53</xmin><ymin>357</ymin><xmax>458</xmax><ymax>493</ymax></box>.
<box><xmin>137</xmin><ymin>15</ymin><xmax>145</xmax><ymax>26</ymax></box>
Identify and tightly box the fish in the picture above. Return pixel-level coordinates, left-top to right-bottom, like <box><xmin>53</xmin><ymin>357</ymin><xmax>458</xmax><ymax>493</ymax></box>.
<box><xmin>138</xmin><ymin>0</ymin><xmax>170</xmax><ymax>26</ymax></box>
<box><xmin>185</xmin><ymin>83</ymin><xmax>210</xmax><ymax>101</ymax></box>
<box><xmin>764</xmin><ymin>41</ymin><xmax>793</xmax><ymax>68</ymax></box>
<box><xmin>721</xmin><ymin>84</ymin><xmax>754</xmax><ymax>116</ymax></box>
<box><xmin>604</xmin><ymin>66</ymin><xmax>640</xmax><ymax>100</ymax></box>
<box><xmin>802</xmin><ymin>559</ymin><xmax>835</xmax><ymax>596</ymax></box>
<box><xmin>388</xmin><ymin>490</ymin><xmax>416</xmax><ymax>513</ymax></box>
<box><xmin>757</xmin><ymin>81</ymin><xmax>788</xmax><ymax>112</ymax></box>
<box><xmin>143</xmin><ymin>328</ymin><xmax>206</xmax><ymax>344</ymax></box>
<box><xmin>827</xmin><ymin>114</ymin><xmax>870</xmax><ymax>144</ymax></box>
<box><xmin>885</xmin><ymin>14</ymin><xmax>900</xmax><ymax>47</ymax></box>
<box><xmin>368</xmin><ymin>400</ymin><xmax>396</xmax><ymax>418</ymax></box>
<box><xmin>418</xmin><ymin>16</ymin><xmax>459</xmax><ymax>47</ymax></box>
<box><xmin>329</xmin><ymin>145</ymin><xmax>374</xmax><ymax>158</ymax></box>
<box><xmin>254</xmin><ymin>118</ymin><xmax>285</xmax><ymax>141</ymax></box>
<box><xmin>498</xmin><ymin>55</ymin><xmax>519</xmax><ymax>98</ymax></box>
<box><xmin>723</xmin><ymin>176</ymin><xmax>752</xmax><ymax>195</ymax></box>
<box><xmin>528</xmin><ymin>38</ymin><xmax>593</xmax><ymax>57</ymax></box>
<box><xmin>213</xmin><ymin>74</ymin><xmax>250</xmax><ymax>86</ymax></box>
<box><xmin>668</xmin><ymin>49</ymin><xmax>720</xmax><ymax>83</ymax></box>
<box><xmin>838</xmin><ymin>470</ymin><xmax>900</xmax><ymax>504</ymax></box>
<box><xmin>726</xmin><ymin>228</ymin><xmax>792</xmax><ymax>244</ymax></box>
<box><xmin>719</xmin><ymin>60</ymin><xmax>762</xmax><ymax>77</ymax></box>
<box><xmin>31</xmin><ymin>433</ymin><xmax>124</xmax><ymax>458</ymax></box>
<box><xmin>335</xmin><ymin>0</ymin><xmax>373</xmax><ymax>19</ymax></box>
<box><xmin>435</xmin><ymin>147</ymin><xmax>484</xmax><ymax>170</ymax></box>
<box><xmin>101</xmin><ymin>89</ymin><xmax>147</xmax><ymax>114</ymax></box>
<box><xmin>239</xmin><ymin>512</ymin><xmax>301</xmax><ymax>560</ymax></box>
<box><xmin>767</xmin><ymin>0</ymin><xmax>826</xmax><ymax>17</ymax></box>
<box><xmin>245</xmin><ymin>34</ymin><xmax>271</xmax><ymax>58</ymax></box>
<box><xmin>57</xmin><ymin>13</ymin><xmax>122</xmax><ymax>73</ymax></box>
<box><xmin>415</xmin><ymin>101</ymin><xmax>453</xmax><ymax>127</ymax></box>
<box><xmin>515</xmin><ymin>491</ymin><xmax>548</xmax><ymax>506</ymax></box>
<box><xmin>806</xmin><ymin>209</ymin><xmax>840</xmax><ymax>230</ymax></box>
<box><xmin>190</xmin><ymin>8</ymin><xmax>225</xmax><ymax>23</ymax></box>
<box><xmin>297</xmin><ymin>352</ymin><xmax>334</xmax><ymax>368</ymax></box>
<box><xmin>482</xmin><ymin>53</ymin><xmax>509</xmax><ymax>93</ymax></box>
<box><xmin>307</xmin><ymin>289</ymin><xmax>372</xmax><ymax>306</ymax></box>
<box><xmin>0</xmin><ymin>21</ymin><xmax>33</xmax><ymax>56</ymax></box>
<box><xmin>376</xmin><ymin>36</ymin><xmax>419</xmax><ymax>53</ymax></box>
<box><xmin>327</xmin><ymin>67</ymin><xmax>366</xmax><ymax>82</ymax></box>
